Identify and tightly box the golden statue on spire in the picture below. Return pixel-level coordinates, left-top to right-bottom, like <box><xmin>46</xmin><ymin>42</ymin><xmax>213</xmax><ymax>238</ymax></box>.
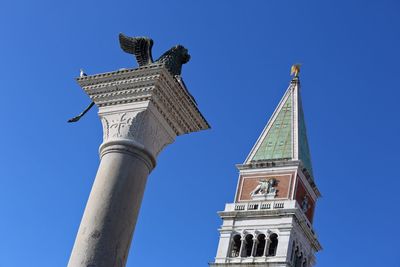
<box><xmin>291</xmin><ymin>64</ymin><xmax>301</xmax><ymax>77</ymax></box>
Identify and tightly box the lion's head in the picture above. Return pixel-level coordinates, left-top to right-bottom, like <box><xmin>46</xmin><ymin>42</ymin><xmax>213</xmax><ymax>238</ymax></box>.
<box><xmin>173</xmin><ymin>45</ymin><xmax>191</xmax><ymax>64</ymax></box>
<box><xmin>156</xmin><ymin>45</ymin><xmax>191</xmax><ymax>76</ymax></box>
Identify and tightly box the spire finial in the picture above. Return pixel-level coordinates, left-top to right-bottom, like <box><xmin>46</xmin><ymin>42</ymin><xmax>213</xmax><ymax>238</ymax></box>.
<box><xmin>290</xmin><ymin>64</ymin><xmax>301</xmax><ymax>78</ymax></box>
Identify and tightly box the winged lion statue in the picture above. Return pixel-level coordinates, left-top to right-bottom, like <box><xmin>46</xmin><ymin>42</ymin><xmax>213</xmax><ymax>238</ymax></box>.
<box><xmin>68</xmin><ymin>33</ymin><xmax>190</xmax><ymax>123</ymax></box>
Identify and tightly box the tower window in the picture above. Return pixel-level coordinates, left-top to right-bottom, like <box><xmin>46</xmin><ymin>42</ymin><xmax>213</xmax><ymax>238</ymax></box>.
<box><xmin>267</xmin><ymin>233</ymin><xmax>278</xmax><ymax>256</ymax></box>
<box><xmin>243</xmin><ymin>234</ymin><xmax>254</xmax><ymax>257</ymax></box>
<box><xmin>294</xmin><ymin>252</ymin><xmax>303</xmax><ymax>267</ymax></box>
<box><xmin>230</xmin><ymin>234</ymin><xmax>241</xmax><ymax>257</ymax></box>
<box><xmin>255</xmin><ymin>234</ymin><xmax>266</xmax><ymax>257</ymax></box>
<box><xmin>290</xmin><ymin>242</ymin><xmax>296</xmax><ymax>263</ymax></box>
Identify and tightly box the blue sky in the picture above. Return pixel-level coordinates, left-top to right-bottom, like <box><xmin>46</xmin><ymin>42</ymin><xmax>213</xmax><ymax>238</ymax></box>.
<box><xmin>0</xmin><ymin>0</ymin><xmax>399</xmax><ymax>266</ymax></box>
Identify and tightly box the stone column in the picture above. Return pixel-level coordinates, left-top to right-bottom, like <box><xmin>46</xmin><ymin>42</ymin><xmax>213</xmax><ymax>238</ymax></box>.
<box><xmin>238</xmin><ymin>236</ymin><xmax>245</xmax><ymax>257</ymax></box>
<box><xmin>68</xmin><ymin>65</ymin><xmax>209</xmax><ymax>267</ymax></box>
<box><xmin>251</xmin><ymin>237</ymin><xmax>258</xmax><ymax>257</ymax></box>
<box><xmin>263</xmin><ymin>234</ymin><xmax>270</xmax><ymax>257</ymax></box>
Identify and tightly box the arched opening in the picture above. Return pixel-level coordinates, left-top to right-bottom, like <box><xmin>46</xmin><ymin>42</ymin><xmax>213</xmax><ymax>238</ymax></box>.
<box><xmin>243</xmin><ymin>234</ymin><xmax>254</xmax><ymax>257</ymax></box>
<box><xmin>302</xmin><ymin>258</ymin><xmax>308</xmax><ymax>267</ymax></box>
<box><xmin>290</xmin><ymin>242</ymin><xmax>296</xmax><ymax>263</ymax></box>
<box><xmin>255</xmin><ymin>234</ymin><xmax>266</xmax><ymax>257</ymax></box>
<box><xmin>267</xmin><ymin>233</ymin><xmax>278</xmax><ymax>256</ymax></box>
<box><xmin>294</xmin><ymin>252</ymin><xmax>303</xmax><ymax>267</ymax></box>
<box><xmin>230</xmin><ymin>234</ymin><xmax>241</xmax><ymax>257</ymax></box>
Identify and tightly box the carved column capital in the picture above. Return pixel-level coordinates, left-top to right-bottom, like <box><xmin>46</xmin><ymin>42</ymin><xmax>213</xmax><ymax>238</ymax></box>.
<box><xmin>99</xmin><ymin>103</ymin><xmax>174</xmax><ymax>167</ymax></box>
<box><xmin>76</xmin><ymin>65</ymin><xmax>210</xmax><ymax>166</ymax></box>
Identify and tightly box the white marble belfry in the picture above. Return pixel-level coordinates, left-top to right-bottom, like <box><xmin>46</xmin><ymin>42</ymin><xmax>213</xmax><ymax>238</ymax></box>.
<box><xmin>68</xmin><ymin>64</ymin><xmax>209</xmax><ymax>267</ymax></box>
<box><xmin>209</xmin><ymin>76</ymin><xmax>322</xmax><ymax>267</ymax></box>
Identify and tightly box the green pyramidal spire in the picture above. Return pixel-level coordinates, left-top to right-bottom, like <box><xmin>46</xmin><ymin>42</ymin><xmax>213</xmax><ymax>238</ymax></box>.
<box><xmin>245</xmin><ymin>77</ymin><xmax>314</xmax><ymax>179</ymax></box>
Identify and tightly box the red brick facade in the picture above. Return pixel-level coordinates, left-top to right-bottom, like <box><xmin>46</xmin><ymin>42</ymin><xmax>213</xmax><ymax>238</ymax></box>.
<box><xmin>236</xmin><ymin>173</ymin><xmax>295</xmax><ymax>202</ymax></box>
<box><xmin>294</xmin><ymin>176</ymin><xmax>315</xmax><ymax>222</ymax></box>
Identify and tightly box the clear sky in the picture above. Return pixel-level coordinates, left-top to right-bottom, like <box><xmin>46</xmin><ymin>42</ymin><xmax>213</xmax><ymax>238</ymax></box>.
<box><xmin>0</xmin><ymin>0</ymin><xmax>399</xmax><ymax>266</ymax></box>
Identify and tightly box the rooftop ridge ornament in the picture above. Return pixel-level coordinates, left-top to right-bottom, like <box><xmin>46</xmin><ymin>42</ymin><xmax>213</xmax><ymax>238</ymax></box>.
<box><xmin>119</xmin><ymin>33</ymin><xmax>191</xmax><ymax>76</ymax></box>
<box><xmin>291</xmin><ymin>64</ymin><xmax>301</xmax><ymax>78</ymax></box>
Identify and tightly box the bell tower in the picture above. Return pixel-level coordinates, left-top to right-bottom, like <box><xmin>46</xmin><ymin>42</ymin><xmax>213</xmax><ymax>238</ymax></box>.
<box><xmin>210</xmin><ymin>71</ymin><xmax>322</xmax><ymax>267</ymax></box>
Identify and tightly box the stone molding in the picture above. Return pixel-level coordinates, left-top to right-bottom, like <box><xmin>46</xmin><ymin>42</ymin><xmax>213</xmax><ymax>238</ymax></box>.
<box><xmin>98</xmin><ymin>105</ymin><xmax>174</xmax><ymax>161</ymax></box>
<box><xmin>77</xmin><ymin>64</ymin><xmax>210</xmax><ymax>136</ymax></box>
<box><xmin>209</xmin><ymin>262</ymin><xmax>292</xmax><ymax>267</ymax></box>
<box><xmin>99</xmin><ymin>140</ymin><xmax>156</xmax><ymax>171</ymax></box>
<box><xmin>209</xmin><ymin>261</ymin><xmax>291</xmax><ymax>266</ymax></box>
<box><xmin>75</xmin><ymin>65</ymin><xmax>209</xmax><ymax>163</ymax></box>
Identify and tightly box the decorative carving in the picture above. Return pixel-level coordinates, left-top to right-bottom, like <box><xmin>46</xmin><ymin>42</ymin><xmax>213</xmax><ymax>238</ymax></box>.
<box><xmin>100</xmin><ymin>110</ymin><xmax>173</xmax><ymax>158</ymax></box>
<box><xmin>119</xmin><ymin>33</ymin><xmax>190</xmax><ymax>76</ymax></box>
<box><xmin>76</xmin><ymin>65</ymin><xmax>210</xmax><ymax>135</ymax></box>
<box><xmin>109</xmin><ymin>113</ymin><xmax>133</xmax><ymax>137</ymax></box>
<box><xmin>251</xmin><ymin>178</ymin><xmax>276</xmax><ymax>195</ymax></box>
<box><xmin>301</xmin><ymin>196</ymin><xmax>309</xmax><ymax>213</ymax></box>
<box><xmin>119</xmin><ymin>35</ymin><xmax>154</xmax><ymax>67</ymax></box>
<box><xmin>101</xmin><ymin>117</ymin><xmax>109</xmax><ymax>140</ymax></box>
<box><xmin>251</xmin><ymin>178</ymin><xmax>277</xmax><ymax>200</ymax></box>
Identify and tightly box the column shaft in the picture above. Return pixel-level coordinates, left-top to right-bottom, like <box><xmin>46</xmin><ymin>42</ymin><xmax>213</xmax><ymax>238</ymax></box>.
<box><xmin>264</xmin><ymin>240</ymin><xmax>270</xmax><ymax>257</ymax></box>
<box><xmin>239</xmin><ymin>238</ymin><xmax>245</xmax><ymax>257</ymax></box>
<box><xmin>251</xmin><ymin>239</ymin><xmax>257</xmax><ymax>257</ymax></box>
<box><xmin>68</xmin><ymin>142</ymin><xmax>154</xmax><ymax>267</ymax></box>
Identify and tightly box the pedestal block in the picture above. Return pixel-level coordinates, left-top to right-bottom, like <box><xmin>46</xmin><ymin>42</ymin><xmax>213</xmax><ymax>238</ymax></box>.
<box><xmin>68</xmin><ymin>64</ymin><xmax>209</xmax><ymax>267</ymax></box>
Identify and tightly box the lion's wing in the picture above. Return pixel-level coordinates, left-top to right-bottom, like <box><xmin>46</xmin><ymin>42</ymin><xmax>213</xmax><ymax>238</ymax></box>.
<box><xmin>119</xmin><ymin>33</ymin><xmax>154</xmax><ymax>66</ymax></box>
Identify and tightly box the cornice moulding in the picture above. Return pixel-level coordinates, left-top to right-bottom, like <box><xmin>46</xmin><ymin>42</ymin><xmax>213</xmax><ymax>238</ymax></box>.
<box><xmin>76</xmin><ymin>65</ymin><xmax>210</xmax><ymax>136</ymax></box>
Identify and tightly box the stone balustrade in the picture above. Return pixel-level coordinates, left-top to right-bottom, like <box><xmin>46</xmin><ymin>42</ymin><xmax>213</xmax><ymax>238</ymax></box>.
<box><xmin>224</xmin><ymin>199</ymin><xmax>296</xmax><ymax>212</ymax></box>
<box><xmin>223</xmin><ymin>200</ymin><xmax>316</xmax><ymax>234</ymax></box>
